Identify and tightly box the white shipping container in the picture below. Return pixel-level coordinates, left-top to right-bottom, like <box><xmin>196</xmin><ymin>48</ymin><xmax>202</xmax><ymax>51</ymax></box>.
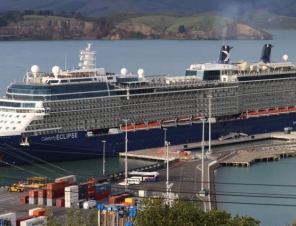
<box><xmin>139</xmin><ymin>190</ymin><xmax>147</xmax><ymax>197</ymax></box>
<box><xmin>28</xmin><ymin>208</ymin><xmax>43</xmax><ymax>216</ymax></box>
<box><xmin>21</xmin><ymin>216</ymin><xmax>46</xmax><ymax>226</ymax></box>
<box><xmin>83</xmin><ymin>200</ymin><xmax>97</xmax><ymax>209</ymax></box>
<box><xmin>0</xmin><ymin>212</ymin><xmax>16</xmax><ymax>226</ymax></box>
<box><xmin>65</xmin><ymin>196</ymin><xmax>79</xmax><ymax>202</ymax></box>
<box><xmin>65</xmin><ymin>185</ymin><xmax>79</xmax><ymax>192</ymax></box>
<box><xmin>65</xmin><ymin>193</ymin><xmax>79</xmax><ymax>200</ymax></box>
<box><xmin>65</xmin><ymin>201</ymin><xmax>75</xmax><ymax>208</ymax></box>
<box><xmin>55</xmin><ymin>175</ymin><xmax>76</xmax><ymax>183</ymax></box>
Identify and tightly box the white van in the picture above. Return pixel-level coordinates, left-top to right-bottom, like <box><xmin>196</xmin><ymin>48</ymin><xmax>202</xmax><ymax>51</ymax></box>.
<box><xmin>118</xmin><ymin>178</ymin><xmax>140</xmax><ymax>186</ymax></box>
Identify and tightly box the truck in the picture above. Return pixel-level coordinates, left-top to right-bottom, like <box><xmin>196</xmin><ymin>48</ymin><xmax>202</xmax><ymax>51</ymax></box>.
<box><xmin>7</xmin><ymin>184</ymin><xmax>25</xmax><ymax>192</ymax></box>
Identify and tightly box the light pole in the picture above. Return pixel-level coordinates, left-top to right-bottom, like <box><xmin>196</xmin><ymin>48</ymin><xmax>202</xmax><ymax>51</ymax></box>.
<box><xmin>123</xmin><ymin>119</ymin><xmax>129</xmax><ymax>189</ymax></box>
<box><xmin>102</xmin><ymin>140</ymin><xmax>106</xmax><ymax>175</ymax></box>
<box><xmin>165</xmin><ymin>141</ymin><xmax>170</xmax><ymax>205</ymax></box>
<box><xmin>163</xmin><ymin>128</ymin><xmax>167</xmax><ymax>158</ymax></box>
<box><xmin>200</xmin><ymin>118</ymin><xmax>206</xmax><ymax>190</ymax></box>
<box><xmin>208</xmin><ymin>95</ymin><xmax>212</xmax><ymax>155</ymax></box>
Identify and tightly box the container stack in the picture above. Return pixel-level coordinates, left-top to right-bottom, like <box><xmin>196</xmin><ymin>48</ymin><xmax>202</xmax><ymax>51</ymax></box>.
<box><xmin>37</xmin><ymin>189</ymin><xmax>47</xmax><ymax>205</ymax></box>
<box><xmin>47</xmin><ymin>181</ymin><xmax>68</xmax><ymax>206</ymax></box>
<box><xmin>28</xmin><ymin>189</ymin><xmax>38</xmax><ymax>204</ymax></box>
<box><xmin>95</xmin><ymin>182</ymin><xmax>111</xmax><ymax>200</ymax></box>
<box><xmin>78</xmin><ymin>182</ymin><xmax>88</xmax><ymax>200</ymax></box>
<box><xmin>65</xmin><ymin>185</ymin><xmax>79</xmax><ymax>208</ymax></box>
<box><xmin>20</xmin><ymin>194</ymin><xmax>29</xmax><ymax>204</ymax></box>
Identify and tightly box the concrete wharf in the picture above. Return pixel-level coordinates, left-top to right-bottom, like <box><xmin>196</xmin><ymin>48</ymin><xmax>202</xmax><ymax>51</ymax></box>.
<box><xmin>220</xmin><ymin>145</ymin><xmax>296</xmax><ymax>167</ymax></box>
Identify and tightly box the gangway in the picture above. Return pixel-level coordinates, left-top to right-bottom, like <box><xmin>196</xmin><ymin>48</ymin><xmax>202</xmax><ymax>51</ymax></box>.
<box><xmin>218</xmin><ymin>133</ymin><xmax>239</xmax><ymax>141</ymax></box>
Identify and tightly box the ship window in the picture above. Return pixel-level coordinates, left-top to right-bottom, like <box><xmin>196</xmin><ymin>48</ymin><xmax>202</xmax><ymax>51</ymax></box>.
<box><xmin>12</xmin><ymin>127</ymin><xmax>16</xmax><ymax>130</ymax></box>
<box><xmin>16</xmin><ymin>115</ymin><xmax>20</xmax><ymax>118</ymax></box>
<box><xmin>10</xmin><ymin>121</ymin><xmax>14</xmax><ymax>124</ymax></box>
<box><xmin>5</xmin><ymin>127</ymin><xmax>9</xmax><ymax>130</ymax></box>
<box><xmin>0</xmin><ymin>120</ymin><xmax>2</xmax><ymax>123</ymax></box>
<box><xmin>0</xmin><ymin>127</ymin><xmax>1</xmax><ymax>129</ymax></box>
<box><xmin>23</xmin><ymin>115</ymin><xmax>26</xmax><ymax>118</ymax></box>
<box><xmin>9</xmin><ymin>115</ymin><xmax>12</xmax><ymax>117</ymax></box>
<box><xmin>4</xmin><ymin>121</ymin><xmax>7</xmax><ymax>123</ymax></box>
<box><xmin>17</xmin><ymin>121</ymin><xmax>21</xmax><ymax>124</ymax></box>
<box><xmin>107</xmin><ymin>77</ymin><xmax>113</xmax><ymax>80</ymax></box>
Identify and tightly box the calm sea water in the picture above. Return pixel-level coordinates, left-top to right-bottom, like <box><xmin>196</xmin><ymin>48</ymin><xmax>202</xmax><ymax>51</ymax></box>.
<box><xmin>1</xmin><ymin>30</ymin><xmax>296</xmax><ymax>225</ymax></box>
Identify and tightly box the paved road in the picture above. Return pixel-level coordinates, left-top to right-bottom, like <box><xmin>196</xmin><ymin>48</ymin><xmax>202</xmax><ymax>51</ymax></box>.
<box><xmin>112</xmin><ymin>157</ymin><xmax>214</xmax><ymax>211</ymax></box>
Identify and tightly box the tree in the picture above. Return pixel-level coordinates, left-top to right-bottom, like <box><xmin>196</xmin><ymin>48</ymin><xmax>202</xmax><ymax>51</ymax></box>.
<box><xmin>178</xmin><ymin>25</ymin><xmax>185</xmax><ymax>33</ymax></box>
<box><xmin>134</xmin><ymin>198</ymin><xmax>261</xmax><ymax>226</ymax></box>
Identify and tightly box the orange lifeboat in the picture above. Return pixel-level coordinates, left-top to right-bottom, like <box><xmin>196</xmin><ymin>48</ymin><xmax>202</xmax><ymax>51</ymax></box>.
<box><xmin>121</xmin><ymin>125</ymin><xmax>134</xmax><ymax>131</ymax></box>
<box><xmin>247</xmin><ymin>111</ymin><xmax>259</xmax><ymax>117</ymax></box>
<box><xmin>278</xmin><ymin>108</ymin><xmax>289</xmax><ymax>114</ymax></box>
<box><xmin>288</xmin><ymin>107</ymin><xmax>296</xmax><ymax>112</ymax></box>
<box><xmin>135</xmin><ymin>123</ymin><xmax>148</xmax><ymax>130</ymax></box>
<box><xmin>269</xmin><ymin>109</ymin><xmax>279</xmax><ymax>115</ymax></box>
<box><xmin>258</xmin><ymin>110</ymin><xmax>269</xmax><ymax>116</ymax></box>
<box><xmin>148</xmin><ymin>122</ymin><xmax>161</xmax><ymax>128</ymax></box>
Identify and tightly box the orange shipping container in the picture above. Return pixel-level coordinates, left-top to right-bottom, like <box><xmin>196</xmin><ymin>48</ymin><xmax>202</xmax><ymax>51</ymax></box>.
<box><xmin>47</xmin><ymin>181</ymin><xmax>69</xmax><ymax>190</ymax></box>
<box><xmin>33</xmin><ymin>209</ymin><xmax>46</xmax><ymax>217</ymax></box>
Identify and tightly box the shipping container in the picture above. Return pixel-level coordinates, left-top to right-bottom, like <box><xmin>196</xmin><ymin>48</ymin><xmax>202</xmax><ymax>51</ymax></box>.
<box><xmin>109</xmin><ymin>196</ymin><xmax>126</xmax><ymax>204</ymax></box>
<box><xmin>78</xmin><ymin>191</ymin><xmax>87</xmax><ymax>200</ymax></box>
<box><xmin>47</xmin><ymin>189</ymin><xmax>64</xmax><ymax>199</ymax></box>
<box><xmin>37</xmin><ymin>189</ymin><xmax>46</xmax><ymax>198</ymax></box>
<box><xmin>37</xmin><ymin>198</ymin><xmax>47</xmax><ymax>205</ymax></box>
<box><xmin>55</xmin><ymin>175</ymin><xmax>76</xmax><ymax>184</ymax></box>
<box><xmin>20</xmin><ymin>216</ymin><xmax>46</xmax><ymax>226</ymax></box>
<box><xmin>46</xmin><ymin>181</ymin><xmax>68</xmax><ymax>191</ymax></box>
<box><xmin>125</xmin><ymin>197</ymin><xmax>136</xmax><ymax>206</ymax></box>
<box><xmin>87</xmin><ymin>188</ymin><xmax>95</xmax><ymax>197</ymax></box>
<box><xmin>82</xmin><ymin>200</ymin><xmax>97</xmax><ymax>209</ymax></box>
<box><xmin>16</xmin><ymin>216</ymin><xmax>34</xmax><ymax>226</ymax></box>
<box><xmin>0</xmin><ymin>213</ymin><xmax>16</xmax><ymax>226</ymax></box>
<box><xmin>47</xmin><ymin>198</ymin><xmax>56</xmax><ymax>207</ymax></box>
<box><xmin>65</xmin><ymin>185</ymin><xmax>78</xmax><ymax>192</ymax></box>
<box><xmin>138</xmin><ymin>190</ymin><xmax>147</xmax><ymax>197</ymax></box>
<box><xmin>29</xmin><ymin>208</ymin><xmax>43</xmax><ymax>216</ymax></box>
<box><xmin>56</xmin><ymin>197</ymin><xmax>65</xmax><ymax>207</ymax></box>
<box><xmin>65</xmin><ymin>193</ymin><xmax>79</xmax><ymax>201</ymax></box>
<box><xmin>33</xmin><ymin>209</ymin><xmax>46</xmax><ymax>217</ymax></box>
<box><xmin>20</xmin><ymin>195</ymin><xmax>29</xmax><ymax>204</ymax></box>
<box><xmin>28</xmin><ymin>198</ymin><xmax>38</xmax><ymax>205</ymax></box>
<box><xmin>95</xmin><ymin>190</ymin><xmax>111</xmax><ymax>201</ymax></box>
<box><xmin>28</xmin><ymin>190</ymin><xmax>38</xmax><ymax>198</ymax></box>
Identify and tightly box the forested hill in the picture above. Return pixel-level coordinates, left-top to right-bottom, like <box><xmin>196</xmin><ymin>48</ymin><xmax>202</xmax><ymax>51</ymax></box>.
<box><xmin>1</xmin><ymin>0</ymin><xmax>296</xmax><ymax>19</ymax></box>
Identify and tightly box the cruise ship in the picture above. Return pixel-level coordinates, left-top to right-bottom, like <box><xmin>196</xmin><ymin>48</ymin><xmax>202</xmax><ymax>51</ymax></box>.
<box><xmin>0</xmin><ymin>43</ymin><xmax>295</xmax><ymax>165</ymax></box>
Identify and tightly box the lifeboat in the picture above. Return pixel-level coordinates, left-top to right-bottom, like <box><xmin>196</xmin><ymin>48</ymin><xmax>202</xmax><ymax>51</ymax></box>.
<box><xmin>247</xmin><ymin>111</ymin><xmax>259</xmax><ymax>117</ymax></box>
<box><xmin>147</xmin><ymin>122</ymin><xmax>161</xmax><ymax>129</ymax></box>
<box><xmin>278</xmin><ymin>108</ymin><xmax>289</xmax><ymax>114</ymax></box>
<box><xmin>192</xmin><ymin>115</ymin><xmax>205</xmax><ymax>124</ymax></box>
<box><xmin>177</xmin><ymin>117</ymin><xmax>192</xmax><ymax>126</ymax></box>
<box><xmin>161</xmin><ymin>119</ymin><xmax>176</xmax><ymax>128</ymax></box>
<box><xmin>258</xmin><ymin>110</ymin><xmax>269</xmax><ymax>116</ymax></box>
<box><xmin>134</xmin><ymin>123</ymin><xmax>148</xmax><ymax>130</ymax></box>
<box><xmin>269</xmin><ymin>109</ymin><xmax>279</xmax><ymax>115</ymax></box>
<box><xmin>120</xmin><ymin>124</ymin><xmax>135</xmax><ymax>131</ymax></box>
<box><xmin>288</xmin><ymin>107</ymin><xmax>296</xmax><ymax>112</ymax></box>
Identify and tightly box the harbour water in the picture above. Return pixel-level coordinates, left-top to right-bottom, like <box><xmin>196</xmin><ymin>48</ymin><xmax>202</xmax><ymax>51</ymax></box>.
<box><xmin>1</xmin><ymin>30</ymin><xmax>296</xmax><ymax>225</ymax></box>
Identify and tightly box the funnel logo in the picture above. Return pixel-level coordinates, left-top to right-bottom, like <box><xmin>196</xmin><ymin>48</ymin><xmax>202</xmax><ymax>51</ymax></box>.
<box><xmin>222</xmin><ymin>50</ymin><xmax>230</xmax><ymax>62</ymax></box>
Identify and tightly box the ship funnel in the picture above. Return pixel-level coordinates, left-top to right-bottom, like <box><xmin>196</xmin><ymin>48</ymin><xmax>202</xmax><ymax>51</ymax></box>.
<box><xmin>218</xmin><ymin>46</ymin><xmax>233</xmax><ymax>64</ymax></box>
<box><xmin>260</xmin><ymin>44</ymin><xmax>274</xmax><ymax>63</ymax></box>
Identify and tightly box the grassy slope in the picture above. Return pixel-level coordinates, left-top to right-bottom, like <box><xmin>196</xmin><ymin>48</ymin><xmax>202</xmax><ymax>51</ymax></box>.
<box><xmin>119</xmin><ymin>14</ymin><xmax>235</xmax><ymax>32</ymax></box>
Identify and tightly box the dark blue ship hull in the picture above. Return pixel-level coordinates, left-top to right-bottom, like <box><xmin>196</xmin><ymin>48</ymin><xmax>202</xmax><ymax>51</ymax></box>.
<box><xmin>1</xmin><ymin>113</ymin><xmax>296</xmax><ymax>165</ymax></box>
